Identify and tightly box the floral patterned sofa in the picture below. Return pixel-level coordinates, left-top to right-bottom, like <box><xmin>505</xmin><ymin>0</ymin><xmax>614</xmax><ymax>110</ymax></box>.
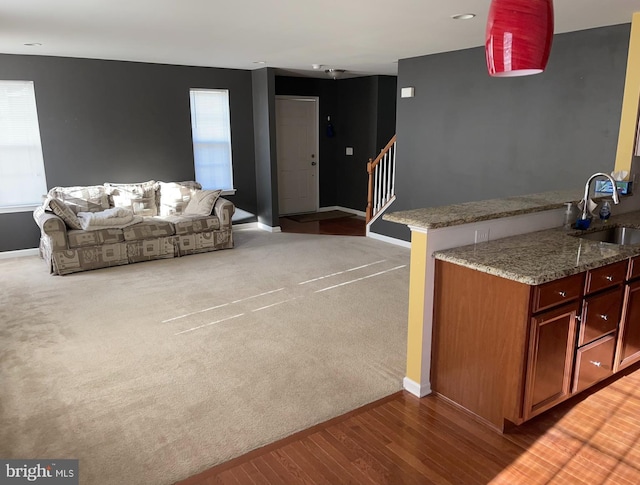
<box><xmin>33</xmin><ymin>180</ymin><xmax>234</xmax><ymax>275</ymax></box>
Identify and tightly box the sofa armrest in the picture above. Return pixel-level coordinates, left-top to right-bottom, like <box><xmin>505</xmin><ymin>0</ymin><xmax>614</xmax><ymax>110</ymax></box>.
<box><xmin>213</xmin><ymin>197</ymin><xmax>235</xmax><ymax>229</ymax></box>
<box><xmin>33</xmin><ymin>206</ymin><xmax>69</xmax><ymax>250</ymax></box>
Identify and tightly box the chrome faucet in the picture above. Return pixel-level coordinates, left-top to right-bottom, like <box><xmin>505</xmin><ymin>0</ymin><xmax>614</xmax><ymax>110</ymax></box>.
<box><xmin>579</xmin><ymin>172</ymin><xmax>620</xmax><ymax>221</ymax></box>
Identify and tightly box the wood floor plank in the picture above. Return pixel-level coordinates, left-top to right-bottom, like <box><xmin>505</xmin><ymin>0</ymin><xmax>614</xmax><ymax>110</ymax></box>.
<box><xmin>280</xmin><ymin>444</ymin><xmax>333</xmax><ymax>485</ymax></box>
<box><xmin>336</xmin><ymin>418</ymin><xmax>425</xmax><ymax>485</ymax></box>
<box><xmin>249</xmin><ymin>457</ymin><xmax>284</xmax><ymax>485</ymax></box>
<box><xmin>300</xmin><ymin>434</ymin><xmax>368</xmax><ymax>485</ymax></box>
<box><xmin>291</xmin><ymin>438</ymin><xmax>350</xmax><ymax>485</ymax></box>
<box><xmin>176</xmin><ymin>370</ymin><xmax>640</xmax><ymax>485</ymax></box>
<box><xmin>381</xmin><ymin>399</ymin><xmax>513</xmax><ymax>480</ymax></box>
<box><xmin>369</xmin><ymin>404</ymin><xmax>484</xmax><ymax>484</ymax></box>
<box><xmin>324</xmin><ymin>425</ymin><xmax>392</xmax><ymax>484</ymax></box>
<box><xmin>307</xmin><ymin>431</ymin><xmax>379</xmax><ymax>485</ymax></box>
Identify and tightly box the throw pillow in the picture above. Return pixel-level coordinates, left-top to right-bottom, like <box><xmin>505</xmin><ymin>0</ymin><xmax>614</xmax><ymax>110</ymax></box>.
<box><xmin>45</xmin><ymin>196</ymin><xmax>83</xmax><ymax>230</ymax></box>
<box><xmin>183</xmin><ymin>189</ymin><xmax>222</xmax><ymax>216</ymax></box>
<box><xmin>47</xmin><ymin>185</ymin><xmax>110</xmax><ymax>214</ymax></box>
<box><xmin>158</xmin><ymin>181</ymin><xmax>202</xmax><ymax>216</ymax></box>
<box><xmin>104</xmin><ymin>181</ymin><xmax>159</xmax><ymax>217</ymax></box>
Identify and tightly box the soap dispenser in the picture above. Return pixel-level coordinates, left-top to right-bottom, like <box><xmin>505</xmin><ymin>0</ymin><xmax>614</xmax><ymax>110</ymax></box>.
<box><xmin>599</xmin><ymin>200</ymin><xmax>611</xmax><ymax>223</ymax></box>
<box><xmin>563</xmin><ymin>202</ymin><xmax>579</xmax><ymax>230</ymax></box>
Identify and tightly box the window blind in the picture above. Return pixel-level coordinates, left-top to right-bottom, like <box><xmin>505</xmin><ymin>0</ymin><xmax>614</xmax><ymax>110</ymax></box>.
<box><xmin>189</xmin><ymin>89</ymin><xmax>234</xmax><ymax>191</ymax></box>
<box><xmin>0</xmin><ymin>80</ymin><xmax>48</xmax><ymax>209</ymax></box>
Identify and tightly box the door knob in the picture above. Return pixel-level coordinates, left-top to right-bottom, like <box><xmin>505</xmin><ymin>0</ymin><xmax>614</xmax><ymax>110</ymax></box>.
<box><xmin>311</xmin><ymin>161</ymin><xmax>317</xmax><ymax>166</ymax></box>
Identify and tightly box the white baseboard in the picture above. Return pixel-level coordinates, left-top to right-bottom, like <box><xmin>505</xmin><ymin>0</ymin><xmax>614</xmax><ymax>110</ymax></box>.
<box><xmin>366</xmin><ymin>230</ymin><xmax>411</xmax><ymax>248</ymax></box>
<box><xmin>318</xmin><ymin>206</ymin><xmax>366</xmax><ymax>218</ymax></box>
<box><xmin>257</xmin><ymin>223</ymin><xmax>281</xmax><ymax>233</ymax></box>
<box><xmin>403</xmin><ymin>377</ymin><xmax>431</xmax><ymax>398</ymax></box>
<box><xmin>0</xmin><ymin>248</ymin><xmax>39</xmax><ymax>260</ymax></box>
<box><xmin>234</xmin><ymin>222</ymin><xmax>258</xmax><ymax>231</ymax></box>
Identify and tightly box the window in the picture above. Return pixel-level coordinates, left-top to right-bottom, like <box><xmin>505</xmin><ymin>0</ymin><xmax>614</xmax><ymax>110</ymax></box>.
<box><xmin>189</xmin><ymin>89</ymin><xmax>234</xmax><ymax>192</ymax></box>
<box><xmin>0</xmin><ymin>80</ymin><xmax>47</xmax><ymax>211</ymax></box>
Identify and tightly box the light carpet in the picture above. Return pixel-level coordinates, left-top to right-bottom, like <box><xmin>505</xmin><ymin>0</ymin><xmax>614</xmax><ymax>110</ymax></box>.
<box><xmin>0</xmin><ymin>228</ymin><xmax>410</xmax><ymax>484</ymax></box>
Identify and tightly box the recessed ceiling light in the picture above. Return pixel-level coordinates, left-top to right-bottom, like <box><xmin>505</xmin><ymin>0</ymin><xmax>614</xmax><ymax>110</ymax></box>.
<box><xmin>24</xmin><ymin>42</ymin><xmax>42</xmax><ymax>46</ymax></box>
<box><xmin>253</xmin><ymin>61</ymin><xmax>266</xmax><ymax>65</ymax></box>
<box><xmin>451</xmin><ymin>13</ymin><xmax>476</xmax><ymax>20</ymax></box>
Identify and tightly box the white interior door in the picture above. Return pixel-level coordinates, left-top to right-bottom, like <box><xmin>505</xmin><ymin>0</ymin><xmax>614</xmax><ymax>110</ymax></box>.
<box><xmin>276</xmin><ymin>97</ymin><xmax>318</xmax><ymax>215</ymax></box>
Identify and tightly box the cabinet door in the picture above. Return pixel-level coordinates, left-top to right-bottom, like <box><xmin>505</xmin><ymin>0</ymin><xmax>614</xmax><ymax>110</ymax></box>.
<box><xmin>616</xmin><ymin>280</ymin><xmax>640</xmax><ymax>370</ymax></box>
<box><xmin>578</xmin><ymin>287</ymin><xmax>623</xmax><ymax>346</ymax></box>
<box><xmin>524</xmin><ymin>303</ymin><xmax>579</xmax><ymax>420</ymax></box>
<box><xmin>573</xmin><ymin>335</ymin><xmax>615</xmax><ymax>393</ymax></box>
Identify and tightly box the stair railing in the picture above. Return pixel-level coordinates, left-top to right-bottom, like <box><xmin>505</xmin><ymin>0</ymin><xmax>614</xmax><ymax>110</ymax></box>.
<box><xmin>366</xmin><ymin>135</ymin><xmax>397</xmax><ymax>224</ymax></box>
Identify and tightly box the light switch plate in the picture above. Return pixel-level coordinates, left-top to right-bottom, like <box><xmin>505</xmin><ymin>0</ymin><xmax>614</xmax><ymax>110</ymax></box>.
<box><xmin>346</xmin><ymin>147</ymin><xmax>354</xmax><ymax>156</ymax></box>
<box><xmin>401</xmin><ymin>87</ymin><xmax>415</xmax><ymax>98</ymax></box>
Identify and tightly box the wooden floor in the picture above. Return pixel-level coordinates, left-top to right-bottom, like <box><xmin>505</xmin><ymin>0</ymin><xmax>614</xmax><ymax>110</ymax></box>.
<box><xmin>279</xmin><ymin>214</ymin><xmax>366</xmax><ymax>236</ymax></box>
<box><xmin>176</xmin><ymin>364</ymin><xmax>640</xmax><ymax>485</ymax></box>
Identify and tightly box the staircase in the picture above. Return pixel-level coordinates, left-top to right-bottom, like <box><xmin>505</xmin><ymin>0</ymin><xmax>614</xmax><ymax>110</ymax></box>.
<box><xmin>366</xmin><ymin>135</ymin><xmax>397</xmax><ymax>230</ymax></box>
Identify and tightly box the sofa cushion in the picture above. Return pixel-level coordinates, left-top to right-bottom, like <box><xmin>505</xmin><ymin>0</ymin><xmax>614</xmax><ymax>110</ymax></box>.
<box><xmin>67</xmin><ymin>228</ymin><xmax>125</xmax><ymax>248</ymax></box>
<box><xmin>158</xmin><ymin>181</ymin><xmax>202</xmax><ymax>216</ymax></box>
<box><xmin>44</xmin><ymin>196</ymin><xmax>83</xmax><ymax>230</ymax></box>
<box><xmin>184</xmin><ymin>189</ymin><xmax>222</xmax><ymax>216</ymax></box>
<box><xmin>48</xmin><ymin>185</ymin><xmax>110</xmax><ymax>214</ymax></box>
<box><xmin>126</xmin><ymin>237</ymin><xmax>178</xmax><ymax>263</ymax></box>
<box><xmin>162</xmin><ymin>214</ymin><xmax>221</xmax><ymax>235</ymax></box>
<box><xmin>122</xmin><ymin>217</ymin><xmax>175</xmax><ymax>241</ymax></box>
<box><xmin>105</xmin><ymin>181</ymin><xmax>159</xmax><ymax>216</ymax></box>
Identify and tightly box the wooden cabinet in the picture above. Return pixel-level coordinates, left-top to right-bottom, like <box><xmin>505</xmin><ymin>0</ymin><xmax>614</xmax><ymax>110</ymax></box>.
<box><xmin>573</xmin><ymin>335</ymin><xmax>616</xmax><ymax>393</ymax></box>
<box><xmin>616</xmin><ymin>278</ymin><xmax>640</xmax><ymax>370</ymax></box>
<box><xmin>584</xmin><ymin>260</ymin><xmax>627</xmax><ymax>295</ymax></box>
<box><xmin>433</xmin><ymin>257</ymin><xmax>636</xmax><ymax>432</ymax></box>
<box><xmin>532</xmin><ymin>273</ymin><xmax>583</xmax><ymax>312</ymax></box>
<box><xmin>578</xmin><ymin>288</ymin><xmax>623</xmax><ymax>346</ymax></box>
<box><xmin>433</xmin><ymin>262</ymin><xmax>583</xmax><ymax>431</ymax></box>
<box><xmin>523</xmin><ymin>303</ymin><xmax>578</xmax><ymax>420</ymax></box>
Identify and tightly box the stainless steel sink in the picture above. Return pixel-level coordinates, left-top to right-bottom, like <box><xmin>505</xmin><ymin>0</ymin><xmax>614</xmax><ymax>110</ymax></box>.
<box><xmin>573</xmin><ymin>226</ymin><xmax>640</xmax><ymax>245</ymax></box>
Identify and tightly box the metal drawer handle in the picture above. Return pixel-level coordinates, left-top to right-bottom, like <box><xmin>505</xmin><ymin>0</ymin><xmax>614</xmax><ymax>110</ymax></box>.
<box><xmin>590</xmin><ymin>360</ymin><xmax>602</xmax><ymax>367</ymax></box>
<box><xmin>575</xmin><ymin>315</ymin><xmax>582</xmax><ymax>323</ymax></box>
<box><xmin>605</xmin><ymin>275</ymin><xmax>614</xmax><ymax>281</ymax></box>
<box><xmin>558</xmin><ymin>291</ymin><xmax>566</xmax><ymax>297</ymax></box>
<box><xmin>599</xmin><ymin>314</ymin><xmax>609</xmax><ymax>321</ymax></box>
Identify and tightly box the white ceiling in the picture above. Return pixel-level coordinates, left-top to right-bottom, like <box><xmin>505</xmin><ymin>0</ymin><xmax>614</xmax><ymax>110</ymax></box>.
<box><xmin>0</xmin><ymin>0</ymin><xmax>638</xmax><ymax>78</ymax></box>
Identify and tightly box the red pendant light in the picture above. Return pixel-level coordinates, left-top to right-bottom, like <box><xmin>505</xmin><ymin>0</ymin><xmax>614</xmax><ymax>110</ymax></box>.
<box><xmin>485</xmin><ymin>0</ymin><xmax>554</xmax><ymax>77</ymax></box>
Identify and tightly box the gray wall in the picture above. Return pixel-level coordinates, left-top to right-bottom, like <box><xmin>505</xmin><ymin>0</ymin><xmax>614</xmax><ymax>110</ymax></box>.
<box><xmin>334</xmin><ymin>76</ymin><xmax>397</xmax><ymax>211</ymax></box>
<box><xmin>373</xmin><ymin>24</ymin><xmax>631</xmax><ymax>240</ymax></box>
<box><xmin>252</xmin><ymin>68</ymin><xmax>279</xmax><ymax>227</ymax></box>
<box><xmin>275</xmin><ymin>75</ymin><xmax>397</xmax><ymax>212</ymax></box>
<box><xmin>0</xmin><ymin>54</ymin><xmax>256</xmax><ymax>251</ymax></box>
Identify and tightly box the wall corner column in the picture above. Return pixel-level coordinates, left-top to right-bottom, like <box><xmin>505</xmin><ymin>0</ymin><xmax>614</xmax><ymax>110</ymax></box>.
<box><xmin>404</xmin><ymin>227</ymin><xmax>432</xmax><ymax>397</ymax></box>
<box><xmin>614</xmin><ymin>12</ymin><xmax>640</xmax><ymax>174</ymax></box>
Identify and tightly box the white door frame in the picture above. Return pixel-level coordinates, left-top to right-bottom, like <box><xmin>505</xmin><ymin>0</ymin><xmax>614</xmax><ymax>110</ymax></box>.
<box><xmin>275</xmin><ymin>95</ymin><xmax>320</xmax><ymax>214</ymax></box>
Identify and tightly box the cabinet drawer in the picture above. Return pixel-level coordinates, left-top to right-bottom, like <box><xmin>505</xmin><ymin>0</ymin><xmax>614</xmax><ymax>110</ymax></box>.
<box><xmin>572</xmin><ymin>335</ymin><xmax>615</xmax><ymax>393</ymax></box>
<box><xmin>585</xmin><ymin>261</ymin><xmax>627</xmax><ymax>295</ymax></box>
<box><xmin>627</xmin><ymin>256</ymin><xmax>640</xmax><ymax>281</ymax></box>
<box><xmin>532</xmin><ymin>273</ymin><xmax>584</xmax><ymax>313</ymax></box>
<box><xmin>578</xmin><ymin>287</ymin><xmax>623</xmax><ymax>346</ymax></box>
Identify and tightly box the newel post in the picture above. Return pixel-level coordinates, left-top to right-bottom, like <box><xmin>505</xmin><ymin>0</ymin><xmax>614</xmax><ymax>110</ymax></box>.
<box><xmin>366</xmin><ymin>158</ymin><xmax>374</xmax><ymax>223</ymax></box>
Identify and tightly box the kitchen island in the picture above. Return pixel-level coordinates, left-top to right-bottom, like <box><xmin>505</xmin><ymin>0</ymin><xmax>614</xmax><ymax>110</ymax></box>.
<box><xmin>384</xmin><ymin>188</ymin><xmax>640</xmax><ymax>430</ymax></box>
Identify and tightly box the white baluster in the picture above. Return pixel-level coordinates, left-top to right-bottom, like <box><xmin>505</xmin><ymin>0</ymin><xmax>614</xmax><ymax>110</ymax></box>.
<box><xmin>374</xmin><ymin>165</ymin><xmax>380</xmax><ymax>211</ymax></box>
<box><xmin>390</xmin><ymin>142</ymin><xmax>396</xmax><ymax>199</ymax></box>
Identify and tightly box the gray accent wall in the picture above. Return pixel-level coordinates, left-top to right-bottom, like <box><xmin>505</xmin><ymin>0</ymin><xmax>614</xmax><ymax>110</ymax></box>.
<box><xmin>0</xmin><ymin>54</ymin><xmax>256</xmax><ymax>251</ymax></box>
<box><xmin>373</xmin><ymin>24</ymin><xmax>631</xmax><ymax>241</ymax></box>
<box><xmin>252</xmin><ymin>68</ymin><xmax>280</xmax><ymax>228</ymax></box>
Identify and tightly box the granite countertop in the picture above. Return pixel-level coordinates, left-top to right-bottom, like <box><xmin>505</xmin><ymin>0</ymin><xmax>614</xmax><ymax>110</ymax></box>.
<box><xmin>383</xmin><ymin>189</ymin><xmax>585</xmax><ymax>229</ymax></box>
<box><xmin>434</xmin><ymin>211</ymin><xmax>640</xmax><ymax>285</ymax></box>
